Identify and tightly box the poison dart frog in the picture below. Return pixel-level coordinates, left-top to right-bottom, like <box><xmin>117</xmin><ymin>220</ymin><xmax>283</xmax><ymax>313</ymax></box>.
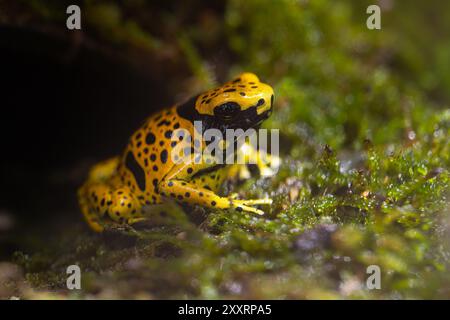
<box><xmin>78</xmin><ymin>73</ymin><xmax>279</xmax><ymax>232</ymax></box>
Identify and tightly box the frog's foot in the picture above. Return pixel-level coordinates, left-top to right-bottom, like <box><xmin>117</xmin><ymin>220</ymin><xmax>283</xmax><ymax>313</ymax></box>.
<box><xmin>226</xmin><ymin>165</ymin><xmax>251</xmax><ymax>182</ymax></box>
<box><xmin>78</xmin><ymin>180</ymin><xmax>144</xmax><ymax>232</ymax></box>
<box><xmin>233</xmin><ymin>198</ymin><xmax>273</xmax><ymax>205</ymax></box>
<box><xmin>228</xmin><ymin>192</ymin><xmax>241</xmax><ymax>200</ymax></box>
<box><xmin>238</xmin><ymin>165</ymin><xmax>252</xmax><ymax>180</ymax></box>
<box><xmin>257</xmin><ymin>153</ymin><xmax>281</xmax><ymax>177</ymax></box>
<box><xmin>106</xmin><ymin>187</ymin><xmax>142</xmax><ymax>224</ymax></box>
<box><xmin>237</xmin><ymin>142</ymin><xmax>281</xmax><ymax>178</ymax></box>
<box><xmin>87</xmin><ymin>157</ymin><xmax>121</xmax><ymax>181</ymax></box>
<box><xmin>229</xmin><ymin>198</ymin><xmax>272</xmax><ymax>215</ymax></box>
<box><xmin>258</xmin><ymin>163</ymin><xmax>276</xmax><ymax>177</ymax></box>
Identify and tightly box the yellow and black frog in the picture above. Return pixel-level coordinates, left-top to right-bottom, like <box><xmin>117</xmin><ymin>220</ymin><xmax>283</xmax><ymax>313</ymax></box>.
<box><xmin>78</xmin><ymin>72</ymin><xmax>279</xmax><ymax>232</ymax></box>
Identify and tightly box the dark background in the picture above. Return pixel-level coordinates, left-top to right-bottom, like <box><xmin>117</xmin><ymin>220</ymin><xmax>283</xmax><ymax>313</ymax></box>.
<box><xmin>0</xmin><ymin>26</ymin><xmax>172</xmax><ymax>223</ymax></box>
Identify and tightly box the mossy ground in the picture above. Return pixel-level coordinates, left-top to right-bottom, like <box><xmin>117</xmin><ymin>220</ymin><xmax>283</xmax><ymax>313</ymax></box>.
<box><xmin>1</xmin><ymin>0</ymin><xmax>450</xmax><ymax>299</ymax></box>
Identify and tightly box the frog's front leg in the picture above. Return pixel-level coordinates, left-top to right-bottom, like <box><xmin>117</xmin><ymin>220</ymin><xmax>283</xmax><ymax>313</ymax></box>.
<box><xmin>78</xmin><ymin>158</ymin><xmax>145</xmax><ymax>232</ymax></box>
<box><xmin>158</xmin><ymin>157</ymin><xmax>272</xmax><ymax>215</ymax></box>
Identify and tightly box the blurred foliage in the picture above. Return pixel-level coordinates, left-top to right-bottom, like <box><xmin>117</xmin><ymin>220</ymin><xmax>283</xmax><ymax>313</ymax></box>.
<box><xmin>2</xmin><ymin>0</ymin><xmax>450</xmax><ymax>299</ymax></box>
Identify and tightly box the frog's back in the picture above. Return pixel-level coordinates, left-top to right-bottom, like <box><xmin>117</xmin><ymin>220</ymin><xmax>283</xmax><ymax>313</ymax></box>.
<box><xmin>116</xmin><ymin>106</ymin><xmax>194</xmax><ymax>205</ymax></box>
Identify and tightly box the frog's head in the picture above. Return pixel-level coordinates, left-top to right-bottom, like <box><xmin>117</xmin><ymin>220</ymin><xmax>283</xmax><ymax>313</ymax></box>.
<box><xmin>177</xmin><ymin>73</ymin><xmax>274</xmax><ymax>134</ymax></box>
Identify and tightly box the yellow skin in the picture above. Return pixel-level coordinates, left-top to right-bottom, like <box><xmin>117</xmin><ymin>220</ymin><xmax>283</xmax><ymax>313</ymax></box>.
<box><xmin>78</xmin><ymin>73</ymin><xmax>277</xmax><ymax>232</ymax></box>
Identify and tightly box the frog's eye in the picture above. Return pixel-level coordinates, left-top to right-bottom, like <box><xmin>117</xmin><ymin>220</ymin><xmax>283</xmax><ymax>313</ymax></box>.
<box><xmin>214</xmin><ymin>102</ymin><xmax>241</xmax><ymax>120</ymax></box>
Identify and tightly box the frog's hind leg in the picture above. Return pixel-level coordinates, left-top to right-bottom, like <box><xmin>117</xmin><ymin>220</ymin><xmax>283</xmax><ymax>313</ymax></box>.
<box><xmin>238</xmin><ymin>141</ymin><xmax>281</xmax><ymax>178</ymax></box>
<box><xmin>77</xmin><ymin>157</ymin><xmax>142</xmax><ymax>232</ymax></box>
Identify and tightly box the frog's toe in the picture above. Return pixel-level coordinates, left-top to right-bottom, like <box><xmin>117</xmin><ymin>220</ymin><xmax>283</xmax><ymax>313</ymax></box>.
<box><xmin>232</xmin><ymin>203</ymin><xmax>265</xmax><ymax>215</ymax></box>
<box><xmin>229</xmin><ymin>193</ymin><xmax>239</xmax><ymax>200</ymax></box>
<box><xmin>270</xmin><ymin>154</ymin><xmax>281</xmax><ymax>169</ymax></box>
<box><xmin>241</xmin><ymin>198</ymin><xmax>273</xmax><ymax>205</ymax></box>
<box><xmin>230</xmin><ymin>198</ymin><xmax>272</xmax><ymax>215</ymax></box>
